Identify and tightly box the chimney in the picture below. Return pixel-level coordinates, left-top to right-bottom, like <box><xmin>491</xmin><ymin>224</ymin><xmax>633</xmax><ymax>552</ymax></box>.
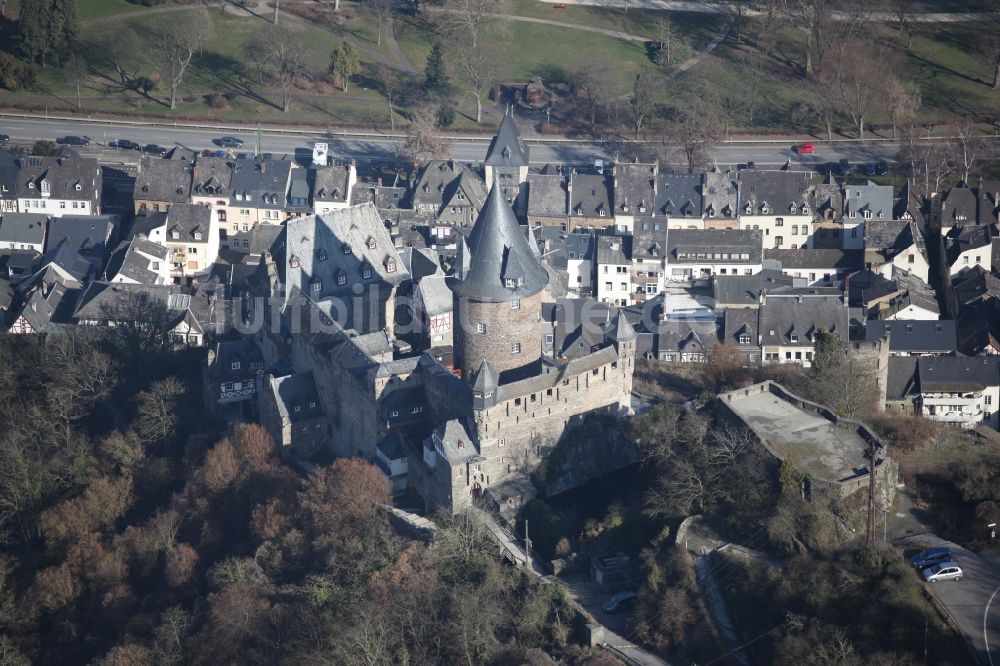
<box><xmin>377</xmin><ymin>178</ymin><xmax>383</xmax><ymax>187</ymax></box>
<box><xmin>260</xmin><ymin>162</ymin><xmax>266</xmax><ymax>173</ymax></box>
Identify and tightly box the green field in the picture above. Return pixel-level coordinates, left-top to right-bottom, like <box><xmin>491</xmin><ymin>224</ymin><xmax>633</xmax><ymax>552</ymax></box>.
<box><xmin>77</xmin><ymin>0</ymin><xmax>156</xmax><ymax>22</ymax></box>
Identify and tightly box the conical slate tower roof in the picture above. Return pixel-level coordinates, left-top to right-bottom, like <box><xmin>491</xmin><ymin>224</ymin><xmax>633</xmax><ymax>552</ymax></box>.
<box><xmin>484</xmin><ymin>110</ymin><xmax>529</xmax><ymax>168</ymax></box>
<box><xmin>606</xmin><ymin>311</ymin><xmax>636</xmax><ymax>342</ymax></box>
<box><xmin>448</xmin><ymin>183</ymin><xmax>548</xmax><ymax>302</ymax></box>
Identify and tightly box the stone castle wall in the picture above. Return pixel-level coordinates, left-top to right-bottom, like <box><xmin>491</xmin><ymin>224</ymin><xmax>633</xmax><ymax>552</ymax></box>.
<box><xmin>454</xmin><ymin>291</ymin><xmax>544</xmax><ymax>379</ymax></box>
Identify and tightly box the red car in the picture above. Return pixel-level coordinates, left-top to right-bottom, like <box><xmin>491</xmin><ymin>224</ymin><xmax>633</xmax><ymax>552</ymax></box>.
<box><xmin>794</xmin><ymin>142</ymin><xmax>815</xmax><ymax>154</ymax></box>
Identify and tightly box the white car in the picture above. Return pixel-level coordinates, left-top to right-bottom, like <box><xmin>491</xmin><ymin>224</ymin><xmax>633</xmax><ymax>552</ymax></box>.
<box><xmin>922</xmin><ymin>561</ymin><xmax>963</xmax><ymax>582</ymax></box>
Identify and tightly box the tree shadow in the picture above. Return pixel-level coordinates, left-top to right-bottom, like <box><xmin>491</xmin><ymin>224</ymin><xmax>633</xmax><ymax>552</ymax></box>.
<box><xmin>192</xmin><ymin>51</ymin><xmax>281</xmax><ymax>111</ymax></box>
<box><xmin>908</xmin><ymin>52</ymin><xmax>984</xmax><ymax>86</ymax></box>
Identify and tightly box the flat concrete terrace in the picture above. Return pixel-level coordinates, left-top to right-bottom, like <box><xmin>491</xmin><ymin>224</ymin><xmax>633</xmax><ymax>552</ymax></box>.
<box><xmin>721</xmin><ymin>387</ymin><xmax>870</xmax><ymax>483</ymax></box>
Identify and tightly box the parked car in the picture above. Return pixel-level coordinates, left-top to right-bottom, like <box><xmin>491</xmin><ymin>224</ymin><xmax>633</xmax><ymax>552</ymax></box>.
<box><xmin>875</xmin><ymin>160</ymin><xmax>889</xmax><ymax>176</ymax></box>
<box><xmin>602</xmin><ymin>591</ymin><xmax>638</xmax><ymax>613</ymax></box>
<box><xmin>922</xmin><ymin>562</ymin><xmax>963</xmax><ymax>583</ymax></box>
<box><xmin>912</xmin><ymin>547</ymin><xmax>952</xmax><ymax>570</ymax></box>
<box><xmin>56</xmin><ymin>135</ymin><xmax>89</xmax><ymax>146</ymax></box>
<box><xmin>213</xmin><ymin>150</ymin><xmax>226</xmax><ymax>158</ymax></box>
<box><xmin>838</xmin><ymin>158</ymin><xmax>853</xmax><ymax>176</ymax></box>
<box><xmin>794</xmin><ymin>142</ymin><xmax>815</xmax><ymax>154</ymax></box>
<box><xmin>864</xmin><ymin>162</ymin><xmax>878</xmax><ymax>176</ymax></box>
<box><xmin>217</xmin><ymin>136</ymin><xmax>244</xmax><ymax>148</ymax></box>
<box><xmin>0</xmin><ymin>133</ymin><xmax>9</xmax><ymax>144</ymax></box>
<box><xmin>110</xmin><ymin>139</ymin><xmax>140</xmax><ymax>150</ymax></box>
<box><xmin>143</xmin><ymin>144</ymin><xmax>168</xmax><ymax>156</ymax></box>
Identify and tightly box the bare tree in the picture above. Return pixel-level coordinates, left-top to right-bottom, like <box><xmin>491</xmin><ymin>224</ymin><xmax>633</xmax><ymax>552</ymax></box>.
<box><xmin>457</xmin><ymin>47</ymin><xmax>500</xmax><ymax>124</ymax></box>
<box><xmin>102</xmin><ymin>28</ymin><xmax>139</xmax><ymax>87</ymax></box>
<box><xmin>891</xmin><ymin>0</ymin><xmax>914</xmax><ymax>48</ymax></box>
<box><xmin>375</xmin><ymin>64</ymin><xmax>401</xmax><ymax>131</ymax></box>
<box><xmin>897</xmin><ymin>130</ymin><xmax>956</xmax><ymax>197</ymax></box>
<box><xmin>572</xmin><ymin>55</ymin><xmax>623</xmax><ymax>137</ymax></box>
<box><xmin>790</xmin><ymin>73</ymin><xmax>841</xmax><ymax>141</ymax></box>
<box><xmin>433</xmin><ymin>0</ymin><xmax>506</xmax><ymax>49</ymax></box>
<box><xmin>663</xmin><ymin>93</ymin><xmax>722</xmax><ymax>173</ymax></box>
<box><xmin>366</xmin><ymin>0</ymin><xmax>394</xmax><ymax>47</ymax></box>
<box><xmin>652</xmin><ymin>16</ymin><xmax>691</xmax><ymax>68</ymax></box>
<box><xmin>740</xmin><ymin>46</ymin><xmax>768</xmax><ymax>126</ymax></box>
<box><xmin>149</xmin><ymin>10</ymin><xmax>212</xmax><ymax>110</ymax></box>
<box><xmin>836</xmin><ymin>42</ymin><xmax>882</xmax><ymax>138</ymax></box>
<box><xmin>399</xmin><ymin>105</ymin><xmax>452</xmax><ymax>163</ymax></box>
<box><xmin>248</xmin><ymin>27</ymin><xmax>310</xmax><ymax>113</ymax></box>
<box><xmin>885</xmin><ymin>76</ymin><xmax>919</xmax><ymax>139</ymax></box>
<box><xmin>780</xmin><ymin>0</ymin><xmax>833</xmax><ymax>75</ymax></box>
<box><xmin>952</xmin><ymin>121</ymin><xmax>988</xmax><ymax>183</ymax></box>
<box><xmin>629</xmin><ymin>65</ymin><xmax>658</xmax><ymax>138</ymax></box>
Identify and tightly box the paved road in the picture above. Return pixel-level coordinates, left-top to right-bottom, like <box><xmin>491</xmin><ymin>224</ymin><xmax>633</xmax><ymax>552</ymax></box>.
<box><xmin>536</xmin><ymin>0</ymin><xmax>992</xmax><ymax>23</ymax></box>
<box><xmin>0</xmin><ymin>116</ymin><xmax>923</xmax><ymax>169</ymax></box>
<box><xmin>900</xmin><ymin>533</ymin><xmax>1000</xmax><ymax>666</ymax></box>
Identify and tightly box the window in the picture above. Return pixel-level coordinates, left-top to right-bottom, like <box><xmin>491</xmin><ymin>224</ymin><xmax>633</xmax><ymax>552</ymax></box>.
<box><xmin>193</xmin><ymin>232</ymin><xmax>202</xmax><ymax>241</ymax></box>
<box><xmin>791</xmin><ymin>225</ymin><xmax>798</xmax><ymax>235</ymax></box>
<box><xmin>512</xmin><ymin>342</ymin><xmax>522</xmax><ymax>354</ymax></box>
<box><xmin>498</xmin><ymin>438</ymin><xmax>506</xmax><ymax>447</ymax></box>
<box><xmin>171</xmin><ymin>231</ymin><xmax>179</xmax><ymax>240</ymax></box>
<box><xmin>477</xmin><ymin>323</ymin><xmax>487</xmax><ymax>334</ymax></box>
<box><xmin>511</xmin><ymin>299</ymin><xmax>520</xmax><ymax>310</ymax></box>
<box><xmin>986</xmin><ymin>395</ymin><xmax>992</xmax><ymax>406</ymax></box>
<box><xmin>241</xmin><ymin>209</ymin><xmax>250</xmax><ymax>216</ymax></box>
<box><xmin>775</xmin><ymin>218</ymin><xmax>784</xmax><ymax>227</ymax></box>
<box><xmin>386</xmin><ymin>260</ymin><xmax>397</xmax><ymax>273</ymax></box>
<box><xmin>188</xmin><ymin>247</ymin><xmax>198</xmax><ymax>254</ymax></box>
<box><xmin>739</xmin><ymin>334</ymin><xmax>751</xmax><ymax>344</ymax></box>
<box><xmin>976</xmin><ymin>256</ymin><xmax>982</xmax><ymax>263</ymax></box>
<box><xmin>218</xmin><ymin>210</ymin><xmax>227</xmax><ymax>222</ymax></box>
<box><xmin>59</xmin><ymin>201</ymin><xmax>65</xmax><ymax>209</ymax></box>
<box><xmin>343</xmin><ymin>244</ymin><xmax>352</xmax><ymax>255</ymax></box>
<box><xmin>231</xmin><ymin>361</ymin><xmax>240</xmax><ymax>370</ymax></box>
<box><xmin>963</xmin><ymin>256</ymin><xmax>969</xmax><ymax>264</ymax></box>
<box><xmin>504</xmin><ymin>278</ymin><xmax>517</xmax><ymax>288</ymax></box>
<box><xmin>604</xmin><ymin>281</ymin><xmax>612</xmax><ymax>291</ymax></box>
<box><xmin>790</xmin><ymin>334</ymin><xmax>798</xmax><ymax>343</ymax></box>
<box><xmin>362</xmin><ymin>267</ymin><xmax>372</xmax><ymax>279</ymax></box>
<box><xmin>368</xmin><ymin>238</ymin><xmax>378</xmax><ymax>250</ymax></box>
<box><xmin>311</xmin><ymin>281</ymin><xmax>322</xmax><ymax>292</ymax></box>
<box><xmin>545</xmin><ymin>334</ymin><xmax>554</xmax><ymax>344</ymax></box>
<box><xmin>337</xmin><ymin>274</ymin><xmax>347</xmax><ymax>286</ymax></box>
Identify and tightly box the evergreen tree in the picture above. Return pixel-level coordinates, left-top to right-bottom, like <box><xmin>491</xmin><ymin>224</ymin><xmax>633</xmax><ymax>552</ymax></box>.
<box><xmin>19</xmin><ymin>0</ymin><xmax>49</xmax><ymax>67</ymax></box>
<box><xmin>329</xmin><ymin>42</ymin><xmax>360</xmax><ymax>92</ymax></box>
<box><xmin>49</xmin><ymin>0</ymin><xmax>79</xmax><ymax>67</ymax></box>
<box><xmin>424</xmin><ymin>41</ymin><xmax>449</xmax><ymax>96</ymax></box>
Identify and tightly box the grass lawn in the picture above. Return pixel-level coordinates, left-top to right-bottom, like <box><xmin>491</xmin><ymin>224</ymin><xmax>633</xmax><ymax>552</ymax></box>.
<box><xmin>77</xmin><ymin>0</ymin><xmax>157</xmax><ymax>22</ymax></box>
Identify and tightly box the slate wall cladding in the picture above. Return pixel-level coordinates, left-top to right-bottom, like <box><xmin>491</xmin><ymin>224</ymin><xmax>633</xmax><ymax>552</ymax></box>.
<box><xmin>455</xmin><ymin>291</ymin><xmax>544</xmax><ymax>379</ymax></box>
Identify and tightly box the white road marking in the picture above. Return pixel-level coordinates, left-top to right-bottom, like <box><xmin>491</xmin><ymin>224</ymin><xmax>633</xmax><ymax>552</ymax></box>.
<box><xmin>986</xmin><ymin>584</ymin><xmax>1000</xmax><ymax>666</ymax></box>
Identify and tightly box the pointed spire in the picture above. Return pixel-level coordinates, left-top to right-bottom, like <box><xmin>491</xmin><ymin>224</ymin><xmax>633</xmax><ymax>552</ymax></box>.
<box><xmin>471</xmin><ymin>360</ymin><xmax>499</xmax><ymax>392</ymax></box>
<box><xmin>455</xmin><ymin>235</ymin><xmax>471</xmax><ymax>279</ymax></box>
<box><xmin>447</xmin><ymin>183</ymin><xmax>548</xmax><ymax>303</ymax></box>
<box><xmin>607</xmin><ymin>310</ymin><xmax>636</xmax><ymax>342</ymax></box>
<box><xmin>484</xmin><ymin>110</ymin><xmax>529</xmax><ymax>167</ymax></box>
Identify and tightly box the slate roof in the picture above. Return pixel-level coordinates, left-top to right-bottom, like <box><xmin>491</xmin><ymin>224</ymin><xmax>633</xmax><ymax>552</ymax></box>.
<box><xmin>596</xmin><ymin>234</ymin><xmax>631</xmax><ymax>265</ymax></box>
<box><xmin>764</xmin><ymin>248</ymin><xmax>864</xmax><ymax>270</ymax></box>
<box><xmin>613</xmin><ymin>162</ymin><xmax>657</xmax><ymax>215</ymax></box>
<box><xmin>0</xmin><ymin>213</ymin><xmax>47</xmax><ymax>246</ymax></box>
<box><xmin>416</xmin><ymin>272</ymin><xmax>452</xmax><ymax>316</ymax></box>
<box><xmin>429</xmin><ymin>418</ymin><xmax>480</xmax><ymax>464</ymax></box>
<box><xmin>843</xmin><ymin>181</ymin><xmax>893</xmax><ymax>221</ymax></box>
<box><xmin>312</xmin><ymin>165</ymin><xmax>351</xmax><ymax>204</ymax></box>
<box><xmin>269</xmin><ymin>372</ymin><xmax>325</xmax><ymax>423</ymax></box>
<box><xmin>939</xmin><ymin>183</ymin><xmax>979</xmax><ymax>225</ymax></box>
<box><xmin>447</xmin><ymin>184</ymin><xmax>548</xmax><ymax>302</ymax></box>
<box><xmin>885</xmin><ymin>356</ymin><xmax>919</xmax><ymax>401</ymax></box>
<box><xmin>806</xmin><ymin>180</ymin><xmax>843</xmax><ymax>221</ymax></box>
<box><xmin>723</xmin><ymin>307</ymin><xmax>759</xmax><ymax>345</ymax></box>
<box><xmin>956</xmin><ymin>263</ymin><xmax>999</xmax><ymax>302</ymax></box>
<box><xmin>703</xmin><ymin>168</ymin><xmax>738</xmax><ymax>219</ymax></box>
<box><xmin>350</xmin><ymin>181</ymin><xmax>407</xmax><ymax>209</ymax></box>
<box><xmin>287</xmin><ymin>168</ymin><xmax>310</xmax><ymax>212</ymax></box>
<box><xmin>864</xmin><ymin>320</ymin><xmax>957</xmax><ymax>353</ymax></box>
<box><xmin>72</xmin><ymin>281</ymin><xmax>179</xmax><ymax>321</ymax></box>
<box><xmin>412</xmin><ymin>160</ymin><xmax>486</xmax><ymax>212</ymax></box>
<box><xmin>136</xmin><ymin>157</ymin><xmax>192</xmax><ymax>203</ymax></box>
<box><xmin>713</xmin><ymin>269</ymin><xmax>792</xmax><ymax>306</ymax></box>
<box><xmin>0</xmin><ymin>149</ymin><xmax>18</xmax><ymax>203</ymax></box>
<box><xmin>484</xmin><ymin>111</ymin><xmax>529</xmax><ymax>168</ymax></box>
<box><xmin>738</xmin><ymin>170</ymin><xmax>815</xmax><ymax>215</ymax></box>
<box><xmin>658</xmin><ymin>319</ymin><xmax>719</xmax><ymax>355</ymax></box>
<box><xmin>112</xmin><ymin>237</ymin><xmax>168</xmax><ymax>284</ymax></box>
<box><xmin>917</xmin><ymin>355</ymin><xmax>999</xmax><ymax>393</ymax></box>
<box><xmin>667</xmin><ymin>228</ymin><xmax>763</xmax><ymax>263</ymax></box>
<box><xmin>16</xmin><ymin>155</ymin><xmax>101</xmax><ymax>203</ymax></box>
<box><xmin>14</xmin><ymin>278</ymin><xmax>80</xmax><ymax>332</ymax></box>
<box><xmin>946</xmin><ymin>225</ymin><xmax>992</xmax><ymax>265</ymax></box>
<box><xmin>191</xmin><ymin>156</ymin><xmax>234</xmax><ymax>196</ymax></box>
<box><xmin>229</xmin><ymin>159</ymin><xmax>292</xmax><ymax>210</ymax></box>
<box><xmin>46</xmin><ymin>215</ymin><xmax>115</xmax><ymax>260</ymax></box>
<box><xmin>283</xmin><ymin>203</ymin><xmax>408</xmax><ymax>302</ymax></box>
<box><xmin>655</xmin><ymin>172</ymin><xmax>703</xmax><ymax>218</ymax></box>
<box><xmin>759</xmin><ymin>293</ymin><xmax>849</xmax><ymax>345</ymax></box>
<box><xmin>208</xmin><ymin>337</ymin><xmax>264</xmax><ymax>383</ymax></box>
<box><xmin>165</xmin><ymin>203</ymin><xmax>212</xmax><ymax>244</ymax></box>
<box><xmin>527</xmin><ymin>174</ymin><xmax>568</xmax><ymax>217</ymax></box>
<box><xmin>569</xmin><ymin>172</ymin><xmax>611</xmax><ymax>218</ymax></box>
<box><xmin>632</xmin><ymin>219</ymin><xmax>667</xmax><ymax>261</ymax></box>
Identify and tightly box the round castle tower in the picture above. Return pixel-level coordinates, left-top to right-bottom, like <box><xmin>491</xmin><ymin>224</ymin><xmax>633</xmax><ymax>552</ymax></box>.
<box><xmin>448</xmin><ymin>183</ymin><xmax>549</xmax><ymax>381</ymax></box>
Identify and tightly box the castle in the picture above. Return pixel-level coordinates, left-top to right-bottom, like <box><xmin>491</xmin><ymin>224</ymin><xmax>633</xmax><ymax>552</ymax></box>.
<box><xmin>247</xmin><ymin>117</ymin><xmax>636</xmax><ymax>514</ymax></box>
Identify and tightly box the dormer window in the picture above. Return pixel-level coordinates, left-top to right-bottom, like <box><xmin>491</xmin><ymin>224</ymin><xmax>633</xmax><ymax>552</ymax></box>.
<box><xmin>505</xmin><ymin>278</ymin><xmax>517</xmax><ymax>288</ymax></box>
<box><xmin>744</xmin><ymin>202</ymin><xmax>751</xmax><ymax>213</ymax></box>
<box><xmin>231</xmin><ymin>361</ymin><xmax>240</xmax><ymax>370</ymax></box>
<box><xmin>367</xmin><ymin>237</ymin><xmax>377</xmax><ymax>250</ymax></box>
<box><xmin>343</xmin><ymin>244</ymin><xmax>352</xmax><ymax>255</ymax></box>
<box><xmin>193</xmin><ymin>232</ymin><xmax>202</xmax><ymax>241</ymax></box>
<box><xmin>739</xmin><ymin>334</ymin><xmax>751</xmax><ymax>344</ymax></box>
<box><xmin>802</xmin><ymin>204</ymin><xmax>810</xmax><ymax>214</ymax></box>
<box><xmin>171</xmin><ymin>231</ymin><xmax>180</xmax><ymax>240</ymax></box>
<box><xmin>317</xmin><ymin>249</ymin><xmax>327</xmax><ymax>261</ymax></box>
<box><xmin>294</xmin><ymin>405</ymin><xmax>301</xmax><ymax>413</ymax></box>
<box><xmin>385</xmin><ymin>259</ymin><xmax>396</xmax><ymax>273</ymax></box>
<box><xmin>362</xmin><ymin>266</ymin><xmax>372</xmax><ymax>279</ymax></box>
<box><xmin>311</xmin><ymin>279</ymin><xmax>322</xmax><ymax>292</ymax></box>
<box><xmin>790</xmin><ymin>334</ymin><xmax>798</xmax><ymax>343</ymax></box>
<box><xmin>74</xmin><ymin>183</ymin><xmax>81</xmax><ymax>191</ymax></box>
<box><xmin>27</xmin><ymin>182</ymin><xmax>34</xmax><ymax>189</ymax></box>
<box><xmin>789</xmin><ymin>203</ymin><xmax>796</xmax><ymax>213</ymax></box>
<box><xmin>289</xmin><ymin>256</ymin><xmax>300</xmax><ymax>268</ymax></box>
<box><xmin>336</xmin><ymin>272</ymin><xmax>347</xmax><ymax>286</ymax></box>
